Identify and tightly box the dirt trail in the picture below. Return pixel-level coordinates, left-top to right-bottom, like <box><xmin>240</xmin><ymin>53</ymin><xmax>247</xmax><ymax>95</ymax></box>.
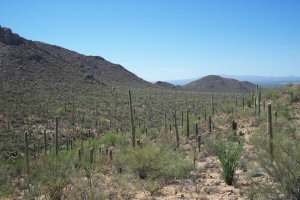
<box><xmin>133</xmin><ymin>111</ymin><xmax>272</xmax><ymax>200</ymax></box>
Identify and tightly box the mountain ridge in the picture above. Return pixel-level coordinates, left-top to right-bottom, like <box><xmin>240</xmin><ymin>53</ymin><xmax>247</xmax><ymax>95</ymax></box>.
<box><xmin>183</xmin><ymin>75</ymin><xmax>256</xmax><ymax>93</ymax></box>
<box><xmin>0</xmin><ymin>25</ymin><xmax>258</xmax><ymax>93</ymax></box>
<box><xmin>0</xmin><ymin>25</ymin><xmax>153</xmax><ymax>89</ymax></box>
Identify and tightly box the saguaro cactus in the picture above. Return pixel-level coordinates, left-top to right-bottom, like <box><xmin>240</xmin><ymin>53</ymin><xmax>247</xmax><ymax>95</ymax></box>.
<box><xmin>164</xmin><ymin>112</ymin><xmax>167</xmax><ymax>130</ymax></box>
<box><xmin>267</xmin><ymin>104</ymin><xmax>274</xmax><ymax>160</ymax></box>
<box><xmin>242</xmin><ymin>97</ymin><xmax>245</xmax><ymax>110</ymax></box>
<box><xmin>211</xmin><ymin>93</ymin><xmax>214</xmax><ymax>115</ymax></box>
<box><xmin>195</xmin><ymin>122</ymin><xmax>199</xmax><ymax>138</ymax></box>
<box><xmin>204</xmin><ymin>106</ymin><xmax>207</xmax><ymax>121</ymax></box>
<box><xmin>109</xmin><ymin>148</ymin><xmax>113</xmax><ymax>162</ymax></box>
<box><xmin>89</xmin><ymin>148</ymin><xmax>94</xmax><ymax>164</ymax></box>
<box><xmin>197</xmin><ymin>135</ymin><xmax>201</xmax><ymax>152</ymax></box>
<box><xmin>173</xmin><ymin>111</ymin><xmax>180</xmax><ymax>148</ymax></box>
<box><xmin>254</xmin><ymin>97</ymin><xmax>257</xmax><ymax>115</ymax></box>
<box><xmin>181</xmin><ymin>110</ymin><xmax>184</xmax><ymax>127</ymax></box>
<box><xmin>78</xmin><ymin>148</ymin><xmax>82</xmax><ymax>163</ymax></box>
<box><xmin>258</xmin><ymin>87</ymin><xmax>261</xmax><ymax>114</ymax></box>
<box><xmin>291</xmin><ymin>92</ymin><xmax>294</xmax><ymax>103</ymax></box>
<box><xmin>55</xmin><ymin>117</ymin><xmax>59</xmax><ymax>156</ymax></box>
<box><xmin>274</xmin><ymin>111</ymin><xmax>278</xmax><ymax>130</ymax></box>
<box><xmin>208</xmin><ymin>115</ymin><xmax>212</xmax><ymax>133</ymax></box>
<box><xmin>43</xmin><ymin>130</ymin><xmax>47</xmax><ymax>155</ymax></box>
<box><xmin>128</xmin><ymin>90</ymin><xmax>135</xmax><ymax>148</ymax></box>
<box><xmin>186</xmin><ymin>110</ymin><xmax>190</xmax><ymax>138</ymax></box>
<box><xmin>80</xmin><ymin>131</ymin><xmax>83</xmax><ymax>152</ymax></box>
<box><xmin>226</xmin><ymin>99</ymin><xmax>229</xmax><ymax>113</ymax></box>
<box><xmin>24</xmin><ymin>132</ymin><xmax>29</xmax><ymax>174</ymax></box>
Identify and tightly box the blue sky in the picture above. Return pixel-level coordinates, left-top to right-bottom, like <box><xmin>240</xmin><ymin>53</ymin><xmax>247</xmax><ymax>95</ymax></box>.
<box><xmin>1</xmin><ymin>0</ymin><xmax>300</xmax><ymax>81</ymax></box>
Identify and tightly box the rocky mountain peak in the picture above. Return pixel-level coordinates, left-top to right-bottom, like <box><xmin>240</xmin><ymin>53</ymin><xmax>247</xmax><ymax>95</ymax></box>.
<box><xmin>0</xmin><ymin>25</ymin><xmax>26</xmax><ymax>45</ymax></box>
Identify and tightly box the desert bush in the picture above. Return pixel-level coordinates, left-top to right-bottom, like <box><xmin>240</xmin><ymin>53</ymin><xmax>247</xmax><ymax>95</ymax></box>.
<box><xmin>84</xmin><ymin>132</ymin><xmax>129</xmax><ymax>150</ymax></box>
<box><xmin>251</xmin><ymin>122</ymin><xmax>300</xmax><ymax>199</ymax></box>
<box><xmin>26</xmin><ymin>150</ymin><xmax>75</xmax><ymax>199</ymax></box>
<box><xmin>0</xmin><ymin>183</ymin><xmax>13</xmax><ymax>197</ymax></box>
<box><xmin>114</xmin><ymin>143</ymin><xmax>193</xmax><ymax>180</ymax></box>
<box><xmin>266</xmin><ymin>89</ymin><xmax>280</xmax><ymax>101</ymax></box>
<box><xmin>245</xmin><ymin>97</ymin><xmax>253</xmax><ymax>108</ymax></box>
<box><xmin>277</xmin><ymin>103</ymin><xmax>294</xmax><ymax>120</ymax></box>
<box><xmin>0</xmin><ymin>162</ymin><xmax>13</xmax><ymax>197</ymax></box>
<box><xmin>215</xmin><ymin>138</ymin><xmax>243</xmax><ymax>185</ymax></box>
<box><xmin>100</xmin><ymin>132</ymin><xmax>128</xmax><ymax>147</ymax></box>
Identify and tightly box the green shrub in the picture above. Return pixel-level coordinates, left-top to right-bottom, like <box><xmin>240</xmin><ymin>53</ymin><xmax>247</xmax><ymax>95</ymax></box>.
<box><xmin>28</xmin><ymin>150</ymin><xmax>75</xmax><ymax>199</ymax></box>
<box><xmin>251</xmin><ymin>124</ymin><xmax>300</xmax><ymax>199</ymax></box>
<box><xmin>114</xmin><ymin>143</ymin><xmax>193</xmax><ymax>180</ymax></box>
<box><xmin>0</xmin><ymin>183</ymin><xmax>13</xmax><ymax>197</ymax></box>
<box><xmin>277</xmin><ymin>103</ymin><xmax>294</xmax><ymax>120</ymax></box>
<box><xmin>101</xmin><ymin>132</ymin><xmax>128</xmax><ymax>147</ymax></box>
<box><xmin>245</xmin><ymin>97</ymin><xmax>253</xmax><ymax>108</ymax></box>
<box><xmin>85</xmin><ymin>132</ymin><xmax>129</xmax><ymax>150</ymax></box>
<box><xmin>266</xmin><ymin>89</ymin><xmax>280</xmax><ymax>101</ymax></box>
<box><xmin>215</xmin><ymin>139</ymin><xmax>243</xmax><ymax>185</ymax></box>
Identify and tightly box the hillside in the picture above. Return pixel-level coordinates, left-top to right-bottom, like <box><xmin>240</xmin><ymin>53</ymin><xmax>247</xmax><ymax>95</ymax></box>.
<box><xmin>183</xmin><ymin>75</ymin><xmax>256</xmax><ymax>93</ymax></box>
<box><xmin>0</xmin><ymin>25</ymin><xmax>152</xmax><ymax>89</ymax></box>
<box><xmin>154</xmin><ymin>81</ymin><xmax>181</xmax><ymax>90</ymax></box>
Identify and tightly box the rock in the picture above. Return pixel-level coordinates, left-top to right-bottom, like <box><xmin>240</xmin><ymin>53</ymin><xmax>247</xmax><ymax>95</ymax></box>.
<box><xmin>84</xmin><ymin>74</ymin><xmax>95</xmax><ymax>80</ymax></box>
<box><xmin>238</xmin><ymin>131</ymin><xmax>245</xmax><ymax>136</ymax></box>
<box><xmin>161</xmin><ymin>186</ymin><xmax>177</xmax><ymax>196</ymax></box>
<box><xmin>198</xmin><ymin>196</ymin><xmax>210</xmax><ymax>200</ymax></box>
<box><xmin>0</xmin><ymin>26</ymin><xmax>26</xmax><ymax>45</ymax></box>
<box><xmin>251</xmin><ymin>171</ymin><xmax>268</xmax><ymax>178</ymax></box>
<box><xmin>178</xmin><ymin>193</ymin><xmax>184</xmax><ymax>198</ymax></box>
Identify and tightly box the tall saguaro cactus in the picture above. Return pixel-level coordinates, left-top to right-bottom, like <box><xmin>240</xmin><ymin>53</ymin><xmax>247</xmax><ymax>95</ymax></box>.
<box><xmin>173</xmin><ymin>111</ymin><xmax>180</xmax><ymax>148</ymax></box>
<box><xmin>24</xmin><ymin>132</ymin><xmax>29</xmax><ymax>174</ymax></box>
<box><xmin>208</xmin><ymin>115</ymin><xmax>212</xmax><ymax>133</ymax></box>
<box><xmin>267</xmin><ymin>104</ymin><xmax>274</xmax><ymax>160</ymax></box>
<box><xmin>195</xmin><ymin>122</ymin><xmax>199</xmax><ymax>138</ymax></box>
<box><xmin>89</xmin><ymin>148</ymin><xmax>94</xmax><ymax>164</ymax></box>
<box><xmin>43</xmin><ymin>130</ymin><xmax>47</xmax><ymax>155</ymax></box>
<box><xmin>164</xmin><ymin>112</ymin><xmax>167</xmax><ymax>130</ymax></box>
<box><xmin>55</xmin><ymin>117</ymin><xmax>59</xmax><ymax>156</ymax></box>
<box><xmin>254</xmin><ymin>97</ymin><xmax>257</xmax><ymax>115</ymax></box>
<box><xmin>181</xmin><ymin>110</ymin><xmax>184</xmax><ymax>127</ymax></box>
<box><xmin>211</xmin><ymin>93</ymin><xmax>214</xmax><ymax>115</ymax></box>
<box><xmin>204</xmin><ymin>105</ymin><xmax>207</xmax><ymax>121</ymax></box>
<box><xmin>186</xmin><ymin>110</ymin><xmax>190</xmax><ymax>137</ymax></box>
<box><xmin>258</xmin><ymin>86</ymin><xmax>261</xmax><ymax>114</ymax></box>
<box><xmin>128</xmin><ymin>90</ymin><xmax>135</xmax><ymax>148</ymax></box>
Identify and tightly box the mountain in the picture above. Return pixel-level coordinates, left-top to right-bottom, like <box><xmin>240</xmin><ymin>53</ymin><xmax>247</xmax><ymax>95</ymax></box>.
<box><xmin>154</xmin><ymin>81</ymin><xmax>181</xmax><ymax>90</ymax></box>
<box><xmin>169</xmin><ymin>75</ymin><xmax>300</xmax><ymax>87</ymax></box>
<box><xmin>220</xmin><ymin>75</ymin><xmax>300</xmax><ymax>87</ymax></box>
<box><xmin>183</xmin><ymin>75</ymin><xmax>256</xmax><ymax>93</ymax></box>
<box><xmin>0</xmin><ymin>25</ymin><xmax>152</xmax><ymax>89</ymax></box>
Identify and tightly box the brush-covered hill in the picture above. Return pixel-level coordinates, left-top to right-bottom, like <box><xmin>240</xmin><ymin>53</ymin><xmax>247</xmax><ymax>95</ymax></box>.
<box><xmin>154</xmin><ymin>81</ymin><xmax>181</xmax><ymax>90</ymax></box>
<box><xmin>0</xmin><ymin>25</ymin><xmax>152</xmax><ymax>89</ymax></box>
<box><xmin>183</xmin><ymin>75</ymin><xmax>256</xmax><ymax>93</ymax></box>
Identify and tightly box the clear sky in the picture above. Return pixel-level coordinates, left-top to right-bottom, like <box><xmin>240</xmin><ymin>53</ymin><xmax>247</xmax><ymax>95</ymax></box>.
<box><xmin>1</xmin><ymin>0</ymin><xmax>300</xmax><ymax>81</ymax></box>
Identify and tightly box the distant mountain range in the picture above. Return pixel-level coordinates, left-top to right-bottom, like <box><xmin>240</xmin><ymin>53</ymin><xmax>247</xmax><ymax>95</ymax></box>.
<box><xmin>167</xmin><ymin>75</ymin><xmax>300</xmax><ymax>87</ymax></box>
<box><xmin>1</xmin><ymin>25</ymin><xmax>293</xmax><ymax>94</ymax></box>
